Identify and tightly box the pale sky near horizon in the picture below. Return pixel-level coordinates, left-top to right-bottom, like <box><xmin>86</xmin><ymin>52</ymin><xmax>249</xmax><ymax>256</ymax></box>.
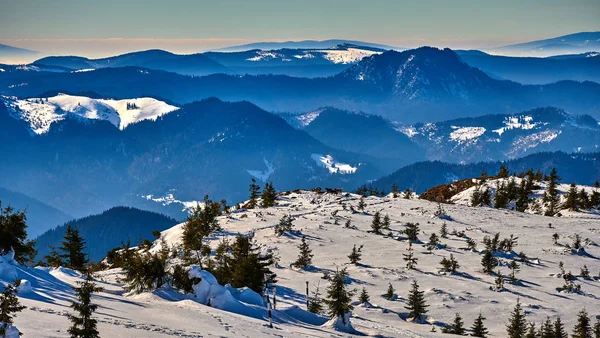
<box><xmin>1</xmin><ymin>0</ymin><xmax>599</xmax><ymax>58</ymax></box>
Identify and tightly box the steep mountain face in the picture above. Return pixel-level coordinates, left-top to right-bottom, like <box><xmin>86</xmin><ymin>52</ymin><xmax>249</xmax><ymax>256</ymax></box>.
<box><xmin>33</xmin><ymin>49</ymin><xmax>232</xmax><ymax>76</ymax></box>
<box><xmin>2</xmin><ymin>47</ymin><xmax>600</xmax><ymax>123</ymax></box>
<box><xmin>34</xmin><ymin>206</ymin><xmax>178</xmax><ymax>262</ymax></box>
<box><xmin>492</xmin><ymin>31</ymin><xmax>600</xmax><ymax>57</ymax></box>
<box><xmin>371</xmin><ymin>151</ymin><xmax>600</xmax><ymax>194</ymax></box>
<box><xmin>398</xmin><ymin>107</ymin><xmax>600</xmax><ymax>163</ymax></box>
<box><xmin>286</xmin><ymin>108</ymin><xmax>425</xmax><ymax>172</ymax></box>
<box><xmin>0</xmin><ymin>97</ymin><xmax>381</xmax><ymax>220</ymax></box>
<box><xmin>0</xmin><ymin>188</ymin><xmax>73</xmax><ymax>238</ymax></box>
<box><xmin>457</xmin><ymin>50</ymin><xmax>600</xmax><ymax>84</ymax></box>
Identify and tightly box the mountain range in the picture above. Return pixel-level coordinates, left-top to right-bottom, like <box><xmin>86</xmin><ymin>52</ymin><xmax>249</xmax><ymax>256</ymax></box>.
<box><xmin>2</xmin><ymin>47</ymin><xmax>599</xmax><ymax>123</ymax></box>
<box><xmin>492</xmin><ymin>31</ymin><xmax>600</xmax><ymax>57</ymax></box>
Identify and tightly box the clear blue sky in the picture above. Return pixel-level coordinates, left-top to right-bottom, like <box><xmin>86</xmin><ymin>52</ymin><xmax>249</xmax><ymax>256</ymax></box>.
<box><xmin>1</xmin><ymin>0</ymin><xmax>599</xmax><ymax>56</ymax></box>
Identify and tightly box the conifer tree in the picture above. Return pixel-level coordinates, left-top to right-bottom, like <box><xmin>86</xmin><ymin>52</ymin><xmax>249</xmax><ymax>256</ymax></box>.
<box><xmin>471</xmin><ymin>312</ymin><xmax>489</xmax><ymax>337</ymax></box>
<box><xmin>498</xmin><ymin>165</ymin><xmax>510</xmax><ymax>178</ymax></box>
<box><xmin>506</xmin><ymin>299</ymin><xmax>527</xmax><ymax>338</ymax></box>
<box><xmin>592</xmin><ymin>319</ymin><xmax>600</xmax><ymax>338</ymax></box>
<box><xmin>247</xmin><ymin>178</ymin><xmax>261</xmax><ymax>209</ymax></box>
<box><xmin>540</xmin><ymin>316</ymin><xmax>554</xmax><ymax>338</ymax></box>
<box><xmin>427</xmin><ymin>233</ymin><xmax>440</xmax><ymax>250</ymax></box>
<box><xmin>0</xmin><ymin>281</ymin><xmax>25</xmax><ymax>336</ymax></box>
<box><xmin>404</xmin><ymin>188</ymin><xmax>414</xmax><ymax>199</ymax></box>
<box><xmin>403</xmin><ymin>242</ymin><xmax>418</xmax><ymax>269</ymax></box>
<box><xmin>323</xmin><ymin>268</ymin><xmax>354</xmax><ymax>325</ymax></box>
<box><xmin>481</xmin><ymin>251</ymin><xmax>498</xmax><ymax>274</ymax></box>
<box><xmin>564</xmin><ymin>183</ymin><xmax>579</xmax><ymax>211</ymax></box>
<box><xmin>294</xmin><ymin>236</ymin><xmax>313</xmax><ymax>269</ymax></box>
<box><xmin>229</xmin><ymin>234</ymin><xmax>277</xmax><ymax>294</ymax></box>
<box><xmin>347</xmin><ymin>244</ymin><xmax>363</xmax><ymax>264</ymax></box>
<box><xmin>45</xmin><ymin>246</ymin><xmax>64</xmax><ymax>267</ymax></box>
<box><xmin>391</xmin><ymin>183</ymin><xmax>399</xmax><ymax>198</ymax></box>
<box><xmin>440</xmin><ymin>222</ymin><xmax>448</xmax><ymax>238</ymax></box>
<box><xmin>572</xmin><ymin>309</ymin><xmax>592</xmax><ymax>338</ymax></box>
<box><xmin>554</xmin><ymin>316</ymin><xmax>567</xmax><ymax>338</ymax></box>
<box><xmin>494</xmin><ymin>269</ymin><xmax>504</xmax><ymax>291</ymax></box>
<box><xmin>382</xmin><ymin>214</ymin><xmax>391</xmax><ymax>231</ymax></box>
<box><xmin>358</xmin><ymin>287</ymin><xmax>370</xmax><ymax>304</ymax></box>
<box><xmin>182</xmin><ymin>195</ymin><xmax>221</xmax><ymax>265</ymax></box>
<box><xmin>544</xmin><ymin>168</ymin><xmax>560</xmax><ymax>216</ymax></box>
<box><xmin>509</xmin><ymin>260</ymin><xmax>520</xmax><ymax>282</ymax></box>
<box><xmin>371</xmin><ymin>211</ymin><xmax>382</xmax><ymax>234</ymax></box>
<box><xmin>385</xmin><ymin>283</ymin><xmax>395</xmax><ymax>300</ymax></box>
<box><xmin>260</xmin><ymin>182</ymin><xmax>277</xmax><ymax>208</ymax></box>
<box><xmin>525</xmin><ymin>322</ymin><xmax>536</xmax><ymax>338</ymax></box>
<box><xmin>68</xmin><ymin>274</ymin><xmax>103</xmax><ymax>338</ymax></box>
<box><xmin>308</xmin><ymin>283</ymin><xmax>324</xmax><ymax>314</ymax></box>
<box><xmin>357</xmin><ymin>197</ymin><xmax>366</xmax><ymax>212</ymax></box>
<box><xmin>274</xmin><ymin>214</ymin><xmax>294</xmax><ymax>236</ymax></box>
<box><xmin>442</xmin><ymin>312</ymin><xmax>466</xmax><ymax>335</ymax></box>
<box><xmin>60</xmin><ymin>224</ymin><xmax>89</xmax><ymax>271</ymax></box>
<box><xmin>404</xmin><ymin>222</ymin><xmax>419</xmax><ymax>242</ymax></box>
<box><xmin>0</xmin><ymin>202</ymin><xmax>36</xmax><ymax>264</ymax></box>
<box><xmin>405</xmin><ymin>280</ymin><xmax>428</xmax><ymax>322</ymax></box>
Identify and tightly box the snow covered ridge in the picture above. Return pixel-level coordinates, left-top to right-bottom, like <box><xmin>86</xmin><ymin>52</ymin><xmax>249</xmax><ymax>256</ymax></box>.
<box><xmin>141</xmin><ymin>192</ymin><xmax>201</xmax><ymax>213</ymax></box>
<box><xmin>311</xmin><ymin>153</ymin><xmax>358</xmax><ymax>174</ymax></box>
<box><xmin>1</xmin><ymin>94</ymin><xmax>179</xmax><ymax>134</ymax></box>
<box><xmin>244</xmin><ymin>45</ymin><xmax>382</xmax><ymax>64</ymax></box>
<box><xmin>3</xmin><ymin>190</ymin><xmax>600</xmax><ymax>336</ymax></box>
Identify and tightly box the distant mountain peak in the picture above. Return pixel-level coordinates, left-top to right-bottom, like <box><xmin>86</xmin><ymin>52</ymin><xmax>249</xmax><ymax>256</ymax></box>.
<box><xmin>340</xmin><ymin>47</ymin><xmax>494</xmax><ymax>100</ymax></box>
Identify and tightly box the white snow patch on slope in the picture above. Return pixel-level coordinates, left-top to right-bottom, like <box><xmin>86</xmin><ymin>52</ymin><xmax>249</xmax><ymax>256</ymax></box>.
<box><xmin>246</xmin><ymin>158</ymin><xmax>275</xmax><ymax>182</ymax></box>
<box><xmin>493</xmin><ymin>115</ymin><xmax>540</xmax><ymax>136</ymax></box>
<box><xmin>295</xmin><ymin>110</ymin><xmax>323</xmax><ymax>127</ymax></box>
<box><xmin>317</xmin><ymin>48</ymin><xmax>381</xmax><ymax>64</ymax></box>
<box><xmin>2</xmin><ymin>94</ymin><xmax>179</xmax><ymax>134</ymax></box>
<box><xmin>246</xmin><ymin>51</ymin><xmax>283</xmax><ymax>62</ymax></box>
<box><xmin>449</xmin><ymin>126</ymin><xmax>486</xmax><ymax>142</ymax></box>
<box><xmin>311</xmin><ymin>154</ymin><xmax>357</xmax><ymax>174</ymax></box>
<box><xmin>141</xmin><ymin>192</ymin><xmax>200</xmax><ymax>213</ymax></box>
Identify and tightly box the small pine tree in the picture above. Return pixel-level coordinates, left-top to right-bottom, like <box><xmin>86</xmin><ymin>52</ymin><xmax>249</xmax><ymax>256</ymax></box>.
<box><xmin>247</xmin><ymin>178</ymin><xmax>261</xmax><ymax>209</ymax></box>
<box><xmin>260</xmin><ymin>182</ymin><xmax>277</xmax><ymax>208</ymax></box>
<box><xmin>592</xmin><ymin>319</ymin><xmax>600</xmax><ymax>338</ymax></box>
<box><xmin>580</xmin><ymin>265</ymin><xmax>590</xmax><ymax>279</ymax></box>
<box><xmin>45</xmin><ymin>246</ymin><xmax>64</xmax><ymax>267</ymax></box>
<box><xmin>404</xmin><ymin>222</ymin><xmax>419</xmax><ymax>242</ymax></box>
<box><xmin>274</xmin><ymin>214</ymin><xmax>294</xmax><ymax>236</ymax></box>
<box><xmin>525</xmin><ymin>322</ymin><xmax>536</xmax><ymax>338</ymax></box>
<box><xmin>427</xmin><ymin>232</ymin><xmax>440</xmax><ymax>250</ymax></box>
<box><xmin>442</xmin><ymin>312</ymin><xmax>466</xmax><ymax>335</ymax></box>
<box><xmin>382</xmin><ymin>214</ymin><xmax>391</xmax><ymax>231</ymax></box>
<box><xmin>60</xmin><ymin>224</ymin><xmax>89</xmax><ymax>271</ymax></box>
<box><xmin>344</xmin><ymin>219</ymin><xmax>352</xmax><ymax>228</ymax></box>
<box><xmin>440</xmin><ymin>222</ymin><xmax>448</xmax><ymax>238</ymax></box>
<box><xmin>0</xmin><ymin>202</ymin><xmax>37</xmax><ymax>264</ymax></box>
<box><xmin>554</xmin><ymin>316</ymin><xmax>568</xmax><ymax>338</ymax></box>
<box><xmin>481</xmin><ymin>251</ymin><xmax>498</xmax><ymax>274</ymax></box>
<box><xmin>68</xmin><ymin>274</ymin><xmax>103</xmax><ymax>338</ymax></box>
<box><xmin>494</xmin><ymin>269</ymin><xmax>504</xmax><ymax>291</ymax></box>
<box><xmin>371</xmin><ymin>211</ymin><xmax>382</xmax><ymax>234</ymax></box>
<box><xmin>540</xmin><ymin>316</ymin><xmax>554</xmax><ymax>338</ymax></box>
<box><xmin>471</xmin><ymin>312</ymin><xmax>489</xmax><ymax>337</ymax></box>
<box><xmin>323</xmin><ymin>268</ymin><xmax>354</xmax><ymax>325</ymax></box>
<box><xmin>572</xmin><ymin>309</ymin><xmax>592</xmax><ymax>338</ymax></box>
<box><xmin>391</xmin><ymin>183</ymin><xmax>399</xmax><ymax>198</ymax></box>
<box><xmin>509</xmin><ymin>260</ymin><xmax>520</xmax><ymax>282</ymax></box>
<box><xmin>498</xmin><ymin>165</ymin><xmax>510</xmax><ymax>178</ymax></box>
<box><xmin>357</xmin><ymin>197</ymin><xmax>366</xmax><ymax>212</ymax></box>
<box><xmin>294</xmin><ymin>236</ymin><xmax>313</xmax><ymax>269</ymax></box>
<box><xmin>308</xmin><ymin>283</ymin><xmax>324</xmax><ymax>314</ymax></box>
<box><xmin>544</xmin><ymin>167</ymin><xmax>560</xmax><ymax>216</ymax></box>
<box><xmin>564</xmin><ymin>183</ymin><xmax>579</xmax><ymax>211</ymax></box>
<box><xmin>405</xmin><ymin>280</ymin><xmax>428</xmax><ymax>322</ymax></box>
<box><xmin>0</xmin><ymin>281</ymin><xmax>26</xmax><ymax>336</ymax></box>
<box><xmin>358</xmin><ymin>287</ymin><xmax>370</xmax><ymax>304</ymax></box>
<box><xmin>553</xmin><ymin>233</ymin><xmax>560</xmax><ymax>244</ymax></box>
<box><xmin>347</xmin><ymin>244</ymin><xmax>363</xmax><ymax>264</ymax></box>
<box><xmin>403</xmin><ymin>242</ymin><xmax>418</xmax><ymax>269</ymax></box>
<box><xmin>385</xmin><ymin>283</ymin><xmax>395</xmax><ymax>300</ymax></box>
<box><xmin>506</xmin><ymin>299</ymin><xmax>527</xmax><ymax>338</ymax></box>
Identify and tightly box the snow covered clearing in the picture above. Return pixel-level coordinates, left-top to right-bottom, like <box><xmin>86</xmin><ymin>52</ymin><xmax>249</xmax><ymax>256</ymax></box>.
<box><xmin>311</xmin><ymin>154</ymin><xmax>358</xmax><ymax>174</ymax></box>
<box><xmin>1</xmin><ymin>94</ymin><xmax>179</xmax><ymax>134</ymax></box>
<box><xmin>3</xmin><ymin>187</ymin><xmax>599</xmax><ymax>337</ymax></box>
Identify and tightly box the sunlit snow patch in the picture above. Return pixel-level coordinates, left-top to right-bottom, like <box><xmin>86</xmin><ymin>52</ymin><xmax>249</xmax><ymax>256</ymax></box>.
<box><xmin>141</xmin><ymin>192</ymin><xmax>201</xmax><ymax>213</ymax></box>
<box><xmin>246</xmin><ymin>158</ymin><xmax>275</xmax><ymax>182</ymax></box>
<box><xmin>449</xmin><ymin>126</ymin><xmax>486</xmax><ymax>142</ymax></box>
<box><xmin>311</xmin><ymin>154</ymin><xmax>357</xmax><ymax>174</ymax></box>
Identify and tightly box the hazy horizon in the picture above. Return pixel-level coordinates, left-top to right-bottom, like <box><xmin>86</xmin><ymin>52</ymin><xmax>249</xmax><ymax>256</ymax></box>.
<box><xmin>1</xmin><ymin>0</ymin><xmax>599</xmax><ymax>62</ymax></box>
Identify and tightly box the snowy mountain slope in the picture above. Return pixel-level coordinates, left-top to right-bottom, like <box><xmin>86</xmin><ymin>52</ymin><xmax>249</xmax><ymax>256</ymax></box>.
<box><xmin>397</xmin><ymin>107</ymin><xmax>600</xmax><ymax>163</ymax></box>
<box><xmin>449</xmin><ymin>176</ymin><xmax>600</xmax><ymax>216</ymax></box>
<box><xmin>3</xmin><ymin>189</ymin><xmax>600</xmax><ymax>336</ymax></box>
<box><xmin>492</xmin><ymin>31</ymin><xmax>600</xmax><ymax>57</ymax></box>
<box><xmin>1</xmin><ymin>94</ymin><xmax>179</xmax><ymax>134</ymax></box>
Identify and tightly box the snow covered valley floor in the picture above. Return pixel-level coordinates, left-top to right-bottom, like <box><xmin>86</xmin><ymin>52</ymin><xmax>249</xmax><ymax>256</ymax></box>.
<box><xmin>3</xmin><ymin>190</ymin><xmax>600</xmax><ymax>337</ymax></box>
